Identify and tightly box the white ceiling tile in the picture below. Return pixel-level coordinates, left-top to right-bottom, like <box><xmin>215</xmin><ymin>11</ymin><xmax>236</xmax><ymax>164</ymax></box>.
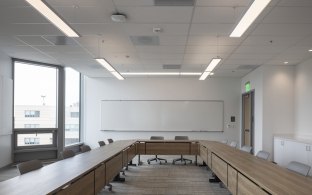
<box><xmin>242</xmin><ymin>36</ymin><xmax>303</xmax><ymax>47</ymax></box>
<box><xmin>263</xmin><ymin>7</ymin><xmax>312</xmax><ymax>24</ymax></box>
<box><xmin>193</xmin><ymin>7</ymin><xmax>245</xmax><ymax>24</ymax></box>
<box><xmin>138</xmin><ymin>52</ymin><xmax>184</xmax><ymax>60</ymax></box>
<box><xmin>251</xmin><ymin>23</ymin><xmax>312</xmax><ymax>36</ymax></box>
<box><xmin>159</xmin><ymin>36</ymin><xmax>187</xmax><ymax>45</ymax></box>
<box><xmin>135</xmin><ymin>46</ymin><xmax>185</xmax><ymax>53</ymax></box>
<box><xmin>187</xmin><ymin>36</ymin><xmax>242</xmax><ymax>46</ymax></box>
<box><xmin>1</xmin><ymin>24</ymin><xmax>64</xmax><ymax>36</ymax></box>
<box><xmin>72</xmin><ymin>23</ymin><xmax>125</xmax><ymax>36</ymax></box>
<box><xmin>277</xmin><ymin>0</ymin><xmax>312</xmax><ymax>7</ymax></box>
<box><xmin>118</xmin><ymin>7</ymin><xmax>193</xmax><ymax>23</ymax></box>
<box><xmin>190</xmin><ymin>24</ymin><xmax>234</xmax><ymax>36</ymax></box>
<box><xmin>123</xmin><ymin>23</ymin><xmax>190</xmax><ymax>36</ymax></box>
<box><xmin>235</xmin><ymin>45</ymin><xmax>287</xmax><ymax>54</ymax></box>
<box><xmin>186</xmin><ymin>45</ymin><xmax>236</xmax><ymax>54</ymax></box>
<box><xmin>196</xmin><ymin>0</ymin><xmax>251</xmax><ymax>7</ymax></box>
<box><xmin>113</xmin><ymin>0</ymin><xmax>154</xmax><ymax>6</ymax></box>
<box><xmin>15</xmin><ymin>36</ymin><xmax>54</xmax><ymax>46</ymax></box>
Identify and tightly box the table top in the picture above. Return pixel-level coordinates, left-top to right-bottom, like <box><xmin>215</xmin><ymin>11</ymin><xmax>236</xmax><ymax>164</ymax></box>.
<box><xmin>0</xmin><ymin>140</ymin><xmax>136</xmax><ymax>195</ymax></box>
<box><xmin>199</xmin><ymin>141</ymin><xmax>312</xmax><ymax>195</ymax></box>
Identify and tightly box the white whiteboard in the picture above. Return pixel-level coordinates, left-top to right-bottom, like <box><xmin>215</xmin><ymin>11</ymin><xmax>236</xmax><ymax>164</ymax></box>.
<box><xmin>101</xmin><ymin>100</ymin><xmax>224</xmax><ymax>132</ymax></box>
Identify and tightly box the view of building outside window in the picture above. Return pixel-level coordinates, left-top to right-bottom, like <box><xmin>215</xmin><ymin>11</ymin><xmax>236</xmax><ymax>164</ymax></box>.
<box><xmin>14</xmin><ymin>62</ymin><xmax>81</xmax><ymax>147</ymax></box>
<box><xmin>65</xmin><ymin>67</ymin><xmax>80</xmax><ymax>146</ymax></box>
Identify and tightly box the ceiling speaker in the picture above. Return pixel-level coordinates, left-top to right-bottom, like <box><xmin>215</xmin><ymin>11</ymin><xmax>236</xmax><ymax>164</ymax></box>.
<box><xmin>111</xmin><ymin>13</ymin><xmax>126</xmax><ymax>23</ymax></box>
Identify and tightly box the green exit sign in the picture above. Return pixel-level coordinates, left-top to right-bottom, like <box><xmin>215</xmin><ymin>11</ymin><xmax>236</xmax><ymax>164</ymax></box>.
<box><xmin>245</xmin><ymin>82</ymin><xmax>251</xmax><ymax>92</ymax></box>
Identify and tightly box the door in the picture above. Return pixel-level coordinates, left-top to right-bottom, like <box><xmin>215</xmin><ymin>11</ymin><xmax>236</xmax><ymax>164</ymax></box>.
<box><xmin>242</xmin><ymin>91</ymin><xmax>254</xmax><ymax>153</ymax></box>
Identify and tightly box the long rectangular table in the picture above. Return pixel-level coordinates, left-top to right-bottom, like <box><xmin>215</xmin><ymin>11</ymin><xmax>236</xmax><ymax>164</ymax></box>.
<box><xmin>199</xmin><ymin>141</ymin><xmax>312</xmax><ymax>195</ymax></box>
<box><xmin>1</xmin><ymin>140</ymin><xmax>312</xmax><ymax>195</ymax></box>
<box><xmin>0</xmin><ymin>140</ymin><xmax>137</xmax><ymax>195</ymax></box>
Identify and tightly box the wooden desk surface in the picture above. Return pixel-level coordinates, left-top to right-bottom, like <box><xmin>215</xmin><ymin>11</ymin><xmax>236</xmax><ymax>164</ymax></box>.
<box><xmin>137</xmin><ymin>139</ymin><xmax>198</xmax><ymax>142</ymax></box>
<box><xmin>0</xmin><ymin>140</ymin><xmax>136</xmax><ymax>195</ymax></box>
<box><xmin>200</xmin><ymin>141</ymin><xmax>312</xmax><ymax>195</ymax></box>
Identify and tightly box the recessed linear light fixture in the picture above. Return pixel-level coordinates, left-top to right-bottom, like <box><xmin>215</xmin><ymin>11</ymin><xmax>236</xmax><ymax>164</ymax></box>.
<box><xmin>26</xmin><ymin>0</ymin><xmax>79</xmax><ymax>37</ymax></box>
<box><xmin>230</xmin><ymin>0</ymin><xmax>271</xmax><ymax>37</ymax></box>
<box><xmin>199</xmin><ymin>58</ymin><xmax>221</xmax><ymax>80</ymax></box>
<box><xmin>95</xmin><ymin>59</ymin><xmax>124</xmax><ymax>80</ymax></box>
<box><xmin>121</xmin><ymin>72</ymin><xmax>201</xmax><ymax>76</ymax></box>
<box><xmin>309</xmin><ymin>49</ymin><xmax>312</xmax><ymax>52</ymax></box>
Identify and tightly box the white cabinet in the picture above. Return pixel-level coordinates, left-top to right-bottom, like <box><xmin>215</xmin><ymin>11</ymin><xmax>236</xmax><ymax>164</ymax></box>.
<box><xmin>274</xmin><ymin>138</ymin><xmax>286</xmax><ymax>166</ymax></box>
<box><xmin>274</xmin><ymin>137</ymin><xmax>312</xmax><ymax>176</ymax></box>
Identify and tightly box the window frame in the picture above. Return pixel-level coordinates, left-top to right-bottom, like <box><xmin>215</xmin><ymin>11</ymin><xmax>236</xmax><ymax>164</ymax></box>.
<box><xmin>64</xmin><ymin>67</ymin><xmax>82</xmax><ymax>146</ymax></box>
<box><xmin>13</xmin><ymin>59</ymin><xmax>62</xmax><ymax>151</ymax></box>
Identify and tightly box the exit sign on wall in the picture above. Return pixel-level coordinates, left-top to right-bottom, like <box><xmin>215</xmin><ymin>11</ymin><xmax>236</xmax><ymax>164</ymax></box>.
<box><xmin>245</xmin><ymin>82</ymin><xmax>251</xmax><ymax>92</ymax></box>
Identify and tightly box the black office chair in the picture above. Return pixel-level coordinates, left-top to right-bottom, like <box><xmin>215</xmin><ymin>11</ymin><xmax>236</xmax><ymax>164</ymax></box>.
<box><xmin>61</xmin><ymin>149</ymin><xmax>75</xmax><ymax>159</ymax></box>
<box><xmin>107</xmin><ymin>139</ymin><xmax>114</xmax><ymax>144</ymax></box>
<box><xmin>98</xmin><ymin>141</ymin><xmax>106</xmax><ymax>147</ymax></box>
<box><xmin>147</xmin><ymin>136</ymin><xmax>167</xmax><ymax>164</ymax></box>
<box><xmin>17</xmin><ymin>159</ymin><xmax>43</xmax><ymax>175</ymax></box>
<box><xmin>172</xmin><ymin>136</ymin><xmax>192</xmax><ymax>165</ymax></box>
<box><xmin>80</xmin><ymin>145</ymin><xmax>91</xmax><ymax>153</ymax></box>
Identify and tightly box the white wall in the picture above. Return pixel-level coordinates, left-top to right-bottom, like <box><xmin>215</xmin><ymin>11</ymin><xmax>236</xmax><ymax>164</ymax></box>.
<box><xmin>262</xmin><ymin>66</ymin><xmax>295</xmax><ymax>157</ymax></box>
<box><xmin>295</xmin><ymin>59</ymin><xmax>312</xmax><ymax>137</ymax></box>
<box><xmin>0</xmin><ymin>51</ymin><xmax>12</xmax><ymax>168</ymax></box>
<box><xmin>241</xmin><ymin>65</ymin><xmax>295</xmax><ymax>159</ymax></box>
<box><xmin>84</xmin><ymin>77</ymin><xmax>241</xmax><ymax>149</ymax></box>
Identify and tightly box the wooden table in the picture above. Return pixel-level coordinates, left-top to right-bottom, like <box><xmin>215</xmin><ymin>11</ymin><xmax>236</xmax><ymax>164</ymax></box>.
<box><xmin>0</xmin><ymin>140</ymin><xmax>136</xmax><ymax>195</ymax></box>
<box><xmin>1</xmin><ymin>140</ymin><xmax>312</xmax><ymax>195</ymax></box>
<box><xmin>136</xmin><ymin>140</ymin><xmax>199</xmax><ymax>165</ymax></box>
<box><xmin>199</xmin><ymin>141</ymin><xmax>312</xmax><ymax>195</ymax></box>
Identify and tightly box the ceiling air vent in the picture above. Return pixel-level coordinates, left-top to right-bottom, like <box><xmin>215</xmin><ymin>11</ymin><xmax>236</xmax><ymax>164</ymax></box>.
<box><xmin>163</xmin><ymin>64</ymin><xmax>181</xmax><ymax>69</ymax></box>
<box><xmin>154</xmin><ymin>0</ymin><xmax>195</xmax><ymax>6</ymax></box>
<box><xmin>130</xmin><ymin>36</ymin><xmax>159</xmax><ymax>46</ymax></box>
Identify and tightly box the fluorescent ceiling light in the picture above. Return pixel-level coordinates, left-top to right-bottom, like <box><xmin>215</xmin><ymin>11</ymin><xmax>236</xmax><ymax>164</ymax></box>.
<box><xmin>309</xmin><ymin>49</ymin><xmax>312</xmax><ymax>52</ymax></box>
<box><xmin>95</xmin><ymin>58</ymin><xmax>115</xmax><ymax>72</ymax></box>
<box><xmin>199</xmin><ymin>72</ymin><xmax>211</xmax><ymax>81</ymax></box>
<box><xmin>199</xmin><ymin>58</ymin><xmax>221</xmax><ymax>80</ymax></box>
<box><xmin>111</xmin><ymin>71</ymin><xmax>125</xmax><ymax>80</ymax></box>
<box><xmin>121</xmin><ymin>72</ymin><xmax>201</xmax><ymax>76</ymax></box>
<box><xmin>204</xmin><ymin>58</ymin><xmax>222</xmax><ymax>72</ymax></box>
<box><xmin>95</xmin><ymin>58</ymin><xmax>124</xmax><ymax>80</ymax></box>
<box><xmin>26</xmin><ymin>0</ymin><xmax>79</xmax><ymax>37</ymax></box>
<box><xmin>230</xmin><ymin>0</ymin><xmax>271</xmax><ymax>37</ymax></box>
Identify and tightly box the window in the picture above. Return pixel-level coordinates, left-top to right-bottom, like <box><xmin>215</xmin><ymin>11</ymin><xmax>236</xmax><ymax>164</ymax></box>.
<box><xmin>14</xmin><ymin>61</ymin><xmax>57</xmax><ymax>129</ymax></box>
<box><xmin>24</xmin><ymin>110</ymin><xmax>40</xmax><ymax>117</ymax></box>
<box><xmin>70</xmin><ymin>112</ymin><xmax>79</xmax><ymax>118</ymax></box>
<box><xmin>17</xmin><ymin>133</ymin><xmax>53</xmax><ymax>146</ymax></box>
<box><xmin>24</xmin><ymin>124</ymin><xmax>40</xmax><ymax>128</ymax></box>
<box><xmin>65</xmin><ymin>68</ymin><xmax>80</xmax><ymax>146</ymax></box>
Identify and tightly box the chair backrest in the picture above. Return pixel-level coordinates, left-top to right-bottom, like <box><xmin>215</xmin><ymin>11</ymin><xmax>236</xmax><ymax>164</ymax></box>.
<box><xmin>174</xmin><ymin>136</ymin><xmax>189</xmax><ymax>140</ymax></box>
<box><xmin>221</xmin><ymin>140</ymin><xmax>228</xmax><ymax>144</ymax></box>
<box><xmin>287</xmin><ymin>161</ymin><xmax>311</xmax><ymax>176</ymax></box>
<box><xmin>80</xmin><ymin>145</ymin><xmax>91</xmax><ymax>153</ymax></box>
<box><xmin>61</xmin><ymin>149</ymin><xmax>75</xmax><ymax>159</ymax></box>
<box><xmin>17</xmin><ymin>159</ymin><xmax>43</xmax><ymax>175</ymax></box>
<box><xmin>107</xmin><ymin>139</ymin><xmax>114</xmax><ymax>144</ymax></box>
<box><xmin>240</xmin><ymin>145</ymin><xmax>252</xmax><ymax>153</ymax></box>
<box><xmin>256</xmin><ymin>150</ymin><xmax>270</xmax><ymax>160</ymax></box>
<box><xmin>150</xmin><ymin>136</ymin><xmax>164</xmax><ymax>140</ymax></box>
<box><xmin>98</xmin><ymin>141</ymin><xmax>106</xmax><ymax>147</ymax></box>
<box><xmin>229</xmin><ymin>141</ymin><xmax>237</xmax><ymax>148</ymax></box>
